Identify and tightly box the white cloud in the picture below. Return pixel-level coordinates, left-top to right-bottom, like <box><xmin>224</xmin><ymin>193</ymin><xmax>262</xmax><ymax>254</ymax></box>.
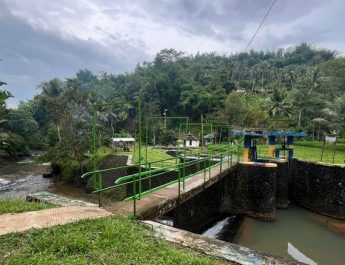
<box><xmin>1</xmin><ymin>0</ymin><xmax>345</xmax><ymax>104</ymax></box>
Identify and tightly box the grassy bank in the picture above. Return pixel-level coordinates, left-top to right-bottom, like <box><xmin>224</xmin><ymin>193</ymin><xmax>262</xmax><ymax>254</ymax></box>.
<box><xmin>0</xmin><ymin>215</ymin><xmax>220</xmax><ymax>265</ymax></box>
<box><xmin>0</xmin><ymin>199</ymin><xmax>53</xmax><ymax>214</ymax></box>
<box><xmin>255</xmin><ymin>140</ymin><xmax>345</xmax><ymax>164</ymax></box>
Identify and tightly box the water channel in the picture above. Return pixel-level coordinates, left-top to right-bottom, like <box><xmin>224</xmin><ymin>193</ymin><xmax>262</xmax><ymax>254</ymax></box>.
<box><xmin>202</xmin><ymin>206</ymin><xmax>345</xmax><ymax>265</ymax></box>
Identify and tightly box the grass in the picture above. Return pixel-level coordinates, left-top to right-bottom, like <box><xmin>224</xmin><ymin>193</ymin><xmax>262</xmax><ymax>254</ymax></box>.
<box><xmin>0</xmin><ymin>199</ymin><xmax>53</xmax><ymax>214</ymax></box>
<box><xmin>90</xmin><ymin>140</ymin><xmax>345</xmax><ymax>167</ymax></box>
<box><xmin>90</xmin><ymin>145</ymin><xmax>176</xmax><ymax>166</ymax></box>
<box><xmin>0</xmin><ymin>215</ymin><xmax>220</xmax><ymax>265</ymax></box>
<box><xmin>254</xmin><ymin>140</ymin><xmax>345</xmax><ymax>164</ymax></box>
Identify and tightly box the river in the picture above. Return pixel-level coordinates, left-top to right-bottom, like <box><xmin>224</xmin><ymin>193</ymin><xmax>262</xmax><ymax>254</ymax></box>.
<box><xmin>0</xmin><ymin>156</ymin><xmax>97</xmax><ymax>203</ymax></box>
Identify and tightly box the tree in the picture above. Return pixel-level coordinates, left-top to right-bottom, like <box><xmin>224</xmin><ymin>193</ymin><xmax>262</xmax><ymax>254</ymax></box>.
<box><xmin>321</xmin><ymin>95</ymin><xmax>345</xmax><ymax>136</ymax></box>
<box><xmin>0</xmin><ymin>82</ymin><xmax>12</xmax><ymax>146</ymax></box>
<box><xmin>7</xmin><ymin>109</ymin><xmax>40</xmax><ymax>144</ymax></box>
<box><xmin>37</xmin><ymin>78</ymin><xmax>66</xmax><ymax>142</ymax></box>
<box><xmin>283</xmin><ymin>65</ymin><xmax>299</xmax><ymax>88</ymax></box>
<box><xmin>221</xmin><ymin>91</ymin><xmax>247</xmax><ymax>127</ymax></box>
<box><xmin>257</xmin><ymin>61</ymin><xmax>270</xmax><ymax>91</ymax></box>
<box><xmin>268</xmin><ymin>85</ymin><xmax>291</xmax><ymax>129</ymax></box>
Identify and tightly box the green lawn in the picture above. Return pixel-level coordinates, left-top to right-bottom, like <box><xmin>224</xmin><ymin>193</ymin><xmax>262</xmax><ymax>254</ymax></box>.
<box><xmin>0</xmin><ymin>215</ymin><xmax>220</xmax><ymax>265</ymax></box>
<box><xmin>92</xmin><ymin>140</ymin><xmax>344</xmax><ymax>167</ymax></box>
<box><xmin>0</xmin><ymin>199</ymin><xmax>53</xmax><ymax>214</ymax></box>
<box><xmin>96</xmin><ymin>145</ymin><xmax>176</xmax><ymax>167</ymax></box>
<box><xmin>255</xmin><ymin>140</ymin><xmax>345</xmax><ymax>164</ymax></box>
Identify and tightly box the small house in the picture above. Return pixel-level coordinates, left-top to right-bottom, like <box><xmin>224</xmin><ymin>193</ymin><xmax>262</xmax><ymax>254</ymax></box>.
<box><xmin>112</xmin><ymin>137</ymin><xmax>135</xmax><ymax>151</ymax></box>
<box><xmin>203</xmin><ymin>133</ymin><xmax>215</xmax><ymax>145</ymax></box>
<box><xmin>178</xmin><ymin>132</ymin><xmax>199</xmax><ymax>148</ymax></box>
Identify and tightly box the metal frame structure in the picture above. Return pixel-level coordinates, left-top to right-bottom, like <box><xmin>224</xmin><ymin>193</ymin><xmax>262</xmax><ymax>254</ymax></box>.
<box><xmin>92</xmin><ymin>99</ymin><xmax>142</xmax><ymax>212</ymax></box>
<box><xmin>87</xmin><ymin>111</ymin><xmax>239</xmax><ymax>217</ymax></box>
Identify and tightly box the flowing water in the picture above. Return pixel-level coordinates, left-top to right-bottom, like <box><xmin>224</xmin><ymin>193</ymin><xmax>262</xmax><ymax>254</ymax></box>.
<box><xmin>202</xmin><ymin>217</ymin><xmax>230</xmax><ymax>237</ymax></box>
<box><xmin>0</xmin><ymin>157</ymin><xmax>97</xmax><ymax>203</ymax></box>
<box><xmin>234</xmin><ymin>206</ymin><xmax>345</xmax><ymax>265</ymax></box>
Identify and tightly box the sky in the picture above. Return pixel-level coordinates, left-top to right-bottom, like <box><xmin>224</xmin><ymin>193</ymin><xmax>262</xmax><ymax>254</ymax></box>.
<box><xmin>1</xmin><ymin>0</ymin><xmax>345</xmax><ymax>107</ymax></box>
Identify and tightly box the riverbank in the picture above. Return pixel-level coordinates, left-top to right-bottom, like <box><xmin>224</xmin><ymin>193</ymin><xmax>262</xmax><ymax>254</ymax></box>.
<box><xmin>0</xmin><ymin>199</ymin><xmax>54</xmax><ymax>214</ymax></box>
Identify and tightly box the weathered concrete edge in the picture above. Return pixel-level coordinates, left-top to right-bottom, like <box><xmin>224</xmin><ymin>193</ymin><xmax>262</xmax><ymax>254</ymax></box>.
<box><xmin>295</xmin><ymin>157</ymin><xmax>345</xmax><ymax>168</ymax></box>
<box><xmin>26</xmin><ymin>191</ymin><xmax>98</xmax><ymax>207</ymax></box>
<box><xmin>143</xmin><ymin>221</ymin><xmax>301</xmax><ymax>265</ymax></box>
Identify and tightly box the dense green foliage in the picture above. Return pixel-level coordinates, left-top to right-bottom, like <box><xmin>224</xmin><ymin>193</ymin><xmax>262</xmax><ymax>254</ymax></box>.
<box><xmin>2</xmin><ymin>43</ymin><xmax>345</xmax><ymax>176</ymax></box>
<box><xmin>0</xmin><ymin>215</ymin><xmax>219</xmax><ymax>265</ymax></box>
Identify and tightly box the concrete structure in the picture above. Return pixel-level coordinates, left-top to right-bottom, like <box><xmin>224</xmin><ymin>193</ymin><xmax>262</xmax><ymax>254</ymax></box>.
<box><xmin>290</xmin><ymin>158</ymin><xmax>345</xmax><ymax>220</ymax></box>
<box><xmin>0</xmin><ymin>207</ymin><xmax>111</xmax><ymax>236</ymax></box>
<box><xmin>145</xmin><ymin>221</ymin><xmax>301</xmax><ymax>265</ymax></box>
<box><xmin>26</xmin><ymin>191</ymin><xmax>98</xmax><ymax>207</ymax></box>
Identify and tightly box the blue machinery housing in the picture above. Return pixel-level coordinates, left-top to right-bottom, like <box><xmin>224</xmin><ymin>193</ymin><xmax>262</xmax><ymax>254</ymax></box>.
<box><xmin>232</xmin><ymin>130</ymin><xmax>307</xmax><ymax>162</ymax></box>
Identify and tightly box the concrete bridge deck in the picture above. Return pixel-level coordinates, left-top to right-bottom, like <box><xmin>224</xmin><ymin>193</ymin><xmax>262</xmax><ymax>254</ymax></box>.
<box><xmin>105</xmin><ymin>160</ymin><xmax>237</xmax><ymax>218</ymax></box>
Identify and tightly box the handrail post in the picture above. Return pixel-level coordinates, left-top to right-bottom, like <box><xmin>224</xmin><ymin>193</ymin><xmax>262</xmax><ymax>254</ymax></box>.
<box><xmin>98</xmin><ymin>172</ymin><xmax>103</xmax><ymax>207</ymax></box>
<box><xmin>197</xmin><ymin>154</ymin><xmax>200</xmax><ymax>172</ymax></box>
<box><xmin>203</xmin><ymin>157</ymin><xmax>206</xmax><ymax>185</ymax></box>
<box><xmin>182</xmin><ymin>159</ymin><xmax>186</xmax><ymax>190</ymax></box>
<box><xmin>148</xmin><ymin>162</ymin><xmax>152</xmax><ymax>191</ymax></box>
<box><xmin>178</xmin><ymin>163</ymin><xmax>181</xmax><ymax>198</ymax></box>
<box><xmin>208</xmin><ymin>150</ymin><xmax>211</xmax><ymax>179</ymax></box>
<box><xmin>133</xmin><ymin>171</ymin><xmax>136</xmax><ymax>216</ymax></box>
<box><xmin>237</xmin><ymin>144</ymin><xmax>240</xmax><ymax>162</ymax></box>
<box><xmin>230</xmin><ymin>151</ymin><xmax>233</xmax><ymax>166</ymax></box>
<box><xmin>220</xmin><ymin>153</ymin><xmax>223</xmax><ymax>173</ymax></box>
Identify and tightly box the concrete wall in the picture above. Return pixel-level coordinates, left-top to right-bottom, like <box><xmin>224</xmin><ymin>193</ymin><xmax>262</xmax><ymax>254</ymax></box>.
<box><xmin>173</xmin><ymin>179</ymin><xmax>223</xmax><ymax>233</ymax></box>
<box><xmin>290</xmin><ymin>158</ymin><xmax>345</xmax><ymax>220</ymax></box>
<box><xmin>221</xmin><ymin>163</ymin><xmax>277</xmax><ymax>221</ymax></box>
<box><xmin>173</xmin><ymin>163</ymin><xmax>278</xmax><ymax>232</ymax></box>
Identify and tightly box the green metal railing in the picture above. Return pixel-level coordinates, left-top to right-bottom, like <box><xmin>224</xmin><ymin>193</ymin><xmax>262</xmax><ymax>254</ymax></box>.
<box><xmin>81</xmin><ymin>144</ymin><xmax>239</xmax><ymax>216</ymax></box>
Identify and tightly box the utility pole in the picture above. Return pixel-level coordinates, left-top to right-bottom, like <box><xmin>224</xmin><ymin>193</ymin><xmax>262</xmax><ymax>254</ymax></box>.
<box><xmin>163</xmin><ymin>108</ymin><xmax>167</xmax><ymax>129</ymax></box>
<box><xmin>201</xmin><ymin>114</ymin><xmax>204</xmax><ymax>151</ymax></box>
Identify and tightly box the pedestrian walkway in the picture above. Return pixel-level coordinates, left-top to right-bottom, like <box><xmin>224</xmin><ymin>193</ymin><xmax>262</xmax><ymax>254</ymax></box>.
<box><xmin>0</xmin><ymin>206</ymin><xmax>111</xmax><ymax>236</ymax></box>
<box><xmin>105</xmin><ymin>160</ymin><xmax>236</xmax><ymax>218</ymax></box>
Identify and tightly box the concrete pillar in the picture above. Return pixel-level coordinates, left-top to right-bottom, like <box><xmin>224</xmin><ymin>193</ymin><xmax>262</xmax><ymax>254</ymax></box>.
<box><xmin>243</xmin><ymin>135</ymin><xmax>251</xmax><ymax>162</ymax></box>
<box><xmin>223</xmin><ymin>162</ymin><xmax>277</xmax><ymax>221</ymax></box>
<box><xmin>268</xmin><ymin>135</ymin><xmax>276</xmax><ymax>158</ymax></box>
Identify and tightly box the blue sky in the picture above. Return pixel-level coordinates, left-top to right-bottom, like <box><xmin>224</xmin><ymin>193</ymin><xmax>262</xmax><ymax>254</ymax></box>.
<box><xmin>1</xmin><ymin>0</ymin><xmax>344</xmax><ymax>107</ymax></box>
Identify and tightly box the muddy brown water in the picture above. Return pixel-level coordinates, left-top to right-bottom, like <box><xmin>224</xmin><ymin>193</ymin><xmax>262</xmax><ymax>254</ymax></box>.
<box><xmin>203</xmin><ymin>206</ymin><xmax>345</xmax><ymax>265</ymax></box>
<box><xmin>0</xmin><ymin>157</ymin><xmax>97</xmax><ymax>204</ymax></box>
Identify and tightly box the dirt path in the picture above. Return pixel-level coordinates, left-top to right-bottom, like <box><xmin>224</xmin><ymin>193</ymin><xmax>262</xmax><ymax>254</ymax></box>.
<box><xmin>0</xmin><ymin>206</ymin><xmax>112</xmax><ymax>236</ymax></box>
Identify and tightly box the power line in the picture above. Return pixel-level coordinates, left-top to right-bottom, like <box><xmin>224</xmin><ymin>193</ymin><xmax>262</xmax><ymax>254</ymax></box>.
<box><xmin>244</xmin><ymin>0</ymin><xmax>277</xmax><ymax>52</ymax></box>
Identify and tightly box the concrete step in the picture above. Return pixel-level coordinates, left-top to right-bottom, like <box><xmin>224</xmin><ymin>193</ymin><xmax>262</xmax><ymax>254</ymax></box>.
<box><xmin>26</xmin><ymin>191</ymin><xmax>98</xmax><ymax>207</ymax></box>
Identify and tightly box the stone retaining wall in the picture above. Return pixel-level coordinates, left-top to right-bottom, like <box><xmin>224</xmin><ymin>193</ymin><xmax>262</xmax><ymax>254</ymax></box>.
<box><xmin>290</xmin><ymin>158</ymin><xmax>345</xmax><ymax>220</ymax></box>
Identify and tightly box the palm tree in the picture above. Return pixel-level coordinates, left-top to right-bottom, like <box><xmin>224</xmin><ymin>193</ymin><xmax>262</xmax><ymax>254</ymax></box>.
<box><xmin>321</xmin><ymin>95</ymin><xmax>345</xmax><ymax>135</ymax></box>
<box><xmin>38</xmin><ymin>78</ymin><xmax>66</xmax><ymax>141</ymax></box>
<box><xmin>297</xmin><ymin>67</ymin><xmax>323</xmax><ymax>127</ymax></box>
<box><xmin>96</xmin><ymin>100</ymin><xmax>128</xmax><ymax>136</ymax></box>
<box><xmin>251</xmin><ymin>66</ymin><xmax>259</xmax><ymax>92</ymax></box>
<box><xmin>268</xmin><ymin>86</ymin><xmax>291</xmax><ymax>129</ymax></box>
<box><xmin>283</xmin><ymin>66</ymin><xmax>299</xmax><ymax>88</ymax></box>
<box><xmin>257</xmin><ymin>61</ymin><xmax>270</xmax><ymax>92</ymax></box>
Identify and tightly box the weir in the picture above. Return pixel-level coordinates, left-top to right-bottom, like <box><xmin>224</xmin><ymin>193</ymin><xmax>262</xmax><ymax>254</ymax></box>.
<box><xmin>78</xmin><ymin>127</ymin><xmax>345</xmax><ymax>264</ymax></box>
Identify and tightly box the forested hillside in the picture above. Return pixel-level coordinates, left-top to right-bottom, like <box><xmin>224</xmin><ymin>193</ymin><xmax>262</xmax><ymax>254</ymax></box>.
<box><xmin>1</xmin><ymin>43</ymin><xmax>345</xmax><ymax>176</ymax></box>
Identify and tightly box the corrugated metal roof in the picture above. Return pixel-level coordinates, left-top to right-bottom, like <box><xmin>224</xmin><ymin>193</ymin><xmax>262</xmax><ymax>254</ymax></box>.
<box><xmin>112</xmin><ymin>138</ymin><xmax>135</xmax><ymax>142</ymax></box>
